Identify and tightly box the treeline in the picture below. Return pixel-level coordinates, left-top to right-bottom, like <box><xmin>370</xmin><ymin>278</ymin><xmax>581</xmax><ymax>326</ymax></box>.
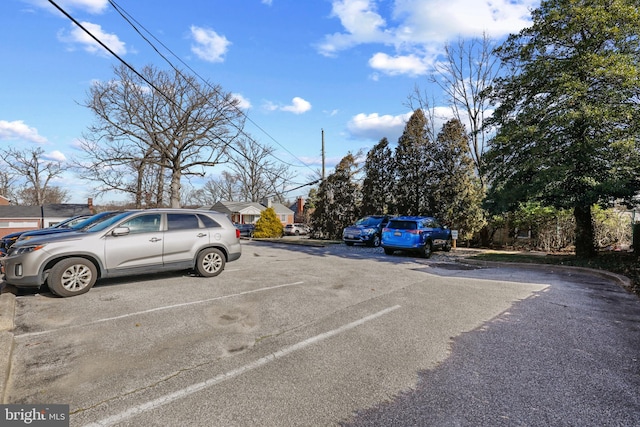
<box><xmin>309</xmin><ymin>110</ymin><xmax>484</xmax><ymax>241</ymax></box>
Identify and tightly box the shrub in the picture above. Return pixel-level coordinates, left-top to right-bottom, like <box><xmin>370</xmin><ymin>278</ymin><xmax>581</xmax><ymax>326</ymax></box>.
<box><xmin>253</xmin><ymin>207</ymin><xmax>283</xmax><ymax>238</ymax></box>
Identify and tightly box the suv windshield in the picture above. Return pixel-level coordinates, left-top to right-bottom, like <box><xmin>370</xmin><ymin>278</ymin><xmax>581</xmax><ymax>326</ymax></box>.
<box><xmin>356</xmin><ymin>217</ymin><xmax>382</xmax><ymax>227</ymax></box>
<box><xmin>84</xmin><ymin>212</ymin><xmax>134</xmax><ymax>233</ymax></box>
<box><xmin>387</xmin><ymin>220</ymin><xmax>417</xmax><ymax>230</ymax></box>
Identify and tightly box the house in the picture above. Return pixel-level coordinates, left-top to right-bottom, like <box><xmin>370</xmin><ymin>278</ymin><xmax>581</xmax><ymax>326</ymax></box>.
<box><xmin>0</xmin><ymin>201</ymin><xmax>95</xmax><ymax>237</ymax></box>
<box><xmin>208</xmin><ymin>199</ymin><xmax>295</xmax><ymax>225</ymax></box>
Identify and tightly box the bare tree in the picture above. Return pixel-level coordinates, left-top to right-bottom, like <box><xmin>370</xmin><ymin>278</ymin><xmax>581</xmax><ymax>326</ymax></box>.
<box><xmin>227</xmin><ymin>136</ymin><xmax>296</xmax><ymax>203</ymax></box>
<box><xmin>5</xmin><ymin>147</ymin><xmax>69</xmax><ymax>205</ymax></box>
<box><xmin>411</xmin><ymin>34</ymin><xmax>501</xmax><ymax>188</ymax></box>
<box><xmin>80</xmin><ymin>64</ymin><xmax>245</xmax><ymax>207</ymax></box>
<box><xmin>0</xmin><ymin>163</ymin><xmax>17</xmax><ymax>202</ymax></box>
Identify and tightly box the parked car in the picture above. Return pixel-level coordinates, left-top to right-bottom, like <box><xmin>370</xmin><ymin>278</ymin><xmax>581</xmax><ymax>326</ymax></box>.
<box><xmin>15</xmin><ymin>211</ymin><xmax>122</xmax><ymax>244</ymax></box>
<box><xmin>284</xmin><ymin>223</ymin><xmax>310</xmax><ymax>236</ymax></box>
<box><xmin>234</xmin><ymin>223</ymin><xmax>255</xmax><ymax>238</ymax></box>
<box><xmin>343</xmin><ymin>215</ymin><xmax>392</xmax><ymax>247</ymax></box>
<box><xmin>1</xmin><ymin>209</ymin><xmax>242</xmax><ymax>297</ymax></box>
<box><xmin>381</xmin><ymin>216</ymin><xmax>452</xmax><ymax>258</ymax></box>
<box><xmin>0</xmin><ymin>214</ymin><xmax>91</xmax><ymax>256</ymax></box>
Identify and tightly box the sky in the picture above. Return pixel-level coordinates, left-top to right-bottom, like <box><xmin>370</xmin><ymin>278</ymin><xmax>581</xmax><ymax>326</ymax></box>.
<box><xmin>1</xmin><ymin>0</ymin><xmax>540</xmax><ymax>204</ymax></box>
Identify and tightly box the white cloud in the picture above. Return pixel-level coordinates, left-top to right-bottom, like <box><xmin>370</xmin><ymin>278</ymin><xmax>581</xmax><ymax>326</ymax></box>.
<box><xmin>347</xmin><ymin>112</ymin><xmax>412</xmax><ymax>141</ymax></box>
<box><xmin>58</xmin><ymin>21</ymin><xmax>127</xmax><ymax>56</ymax></box>
<box><xmin>317</xmin><ymin>0</ymin><xmax>391</xmax><ymax>56</ymax></box>
<box><xmin>368</xmin><ymin>52</ymin><xmax>430</xmax><ymax>76</ymax></box>
<box><xmin>262</xmin><ymin>0</ymin><xmax>273</xmax><ymax>5</ymax></box>
<box><xmin>281</xmin><ymin>97</ymin><xmax>312</xmax><ymax>114</ymax></box>
<box><xmin>319</xmin><ymin>0</ymin><xmax>539</xmax><ymax>75</ymax></box>
<box><xmin>27</xmin><ymin>0</ymin><xmax>109</xmax><ymax>14</ymax></box>
<box><xmin>264</xmin><ymin>97</ymin><xmax>312</xmax><ymax>114</ymax></box>
<box><xmin>44</xmin><ymin>150</ymin><xmax>67</xmax><ymax>162</ymax></box>
<box><xmin>190</xmin><ymin>26</ymin><xmax>231</xmax><ymax>63</ymax></box>
<box><xmin>0</xmin><ymin>120</ymin><xmax>47</xmax><ymax>143</ymax></box>
<box><xmin>232</xmin><ymin>93</ymin><xmax>252</xmax><ymax>110</ymax></box>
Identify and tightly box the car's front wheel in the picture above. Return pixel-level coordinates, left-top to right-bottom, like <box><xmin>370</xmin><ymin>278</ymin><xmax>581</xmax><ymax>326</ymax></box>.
<box><xmin>196</xmin><ymin>248</ymin><xmax>225</xmax><ymax>277</ymax></box>
<box><xmin>48</xmin><ymin>257</ymin><xmax>97</xmax><ymax>297</ymax></box>
<box><xmin>368</xmin><ymin>235</ymin><xmax>381</xmax><ymax>247</ymax></box>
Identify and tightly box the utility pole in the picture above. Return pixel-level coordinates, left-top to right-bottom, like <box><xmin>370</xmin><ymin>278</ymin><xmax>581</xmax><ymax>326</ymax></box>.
<box><xmin>321</xmin><ymin>128</ymin><xmax>325</xmax><ymax>181</ymax></box>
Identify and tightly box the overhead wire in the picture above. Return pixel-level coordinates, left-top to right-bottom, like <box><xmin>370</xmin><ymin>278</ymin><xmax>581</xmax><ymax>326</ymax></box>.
<box><xmin>47</xmin><ymin>0</ymin><xmax>319</xmax><ymax>197</ymax></box>
<box><xmin>107</xmin><ymin>0</ymin><xmax>316</xmax><ymax>173</ymax></box>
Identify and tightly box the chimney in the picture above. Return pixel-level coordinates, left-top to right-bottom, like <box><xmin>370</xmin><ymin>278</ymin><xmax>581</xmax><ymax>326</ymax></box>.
<box><xmin>88</xmin><ymin>198</ymin><xmax>95</xmax><ymax>214</ymax></box>
<box><xmin>297</xmin><ymin>197</ymin><xmax>304</xmax><ymax>215</ymax></box>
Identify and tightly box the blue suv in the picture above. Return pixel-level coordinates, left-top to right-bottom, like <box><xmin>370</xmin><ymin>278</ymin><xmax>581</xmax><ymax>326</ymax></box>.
<box><xmin>343</xmin><ymin>215</ymin><xmax>392</xmax><ymax>247</ymax></box>
<box><xmin>381</xmin><ymin>216</ymin><xmax>452</xmax><ymax>258</ymax></box>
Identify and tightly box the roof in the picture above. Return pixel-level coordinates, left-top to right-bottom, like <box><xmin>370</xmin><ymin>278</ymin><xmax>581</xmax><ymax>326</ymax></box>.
<box><xmin>209</xmin><ymin>201</ymin><xmax>265</xmax><ymax>216</ymax></box>
<box><xmin>0</xmin><ymin>204</ymin><xmax>93</xmax><ymax>219</ymax></box>
<box><xmin>270</xmin><ymin>202</ymin><xmax>294</xmax><ymax>215</ymax></box>
<box><xmin>208</xmin><ymin>201</ymin><xmax>294</xmax><ymax>216</ymax></box>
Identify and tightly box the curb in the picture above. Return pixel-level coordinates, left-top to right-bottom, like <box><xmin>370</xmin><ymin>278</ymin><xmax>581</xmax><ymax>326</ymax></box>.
<box><xmin>458</xmin><ymin>258</ymin><xmax>633</xmax><ymax>291</ymax></box>
<box><xmin>0</xmin><ymin>290</ymin><xmax>16</xmax><ymax>404</ymax></box>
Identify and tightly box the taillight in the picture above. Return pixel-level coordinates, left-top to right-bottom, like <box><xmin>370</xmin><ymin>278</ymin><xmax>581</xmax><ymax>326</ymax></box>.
<box><xmin>405</xmin><ymin>230</ymin><xmax>420</xmax><ymax>234</ymax></box>
<box><xmin>236</xmin><ymin>229</ymin><xmax>241</xmax><ymax>239</ymax></box>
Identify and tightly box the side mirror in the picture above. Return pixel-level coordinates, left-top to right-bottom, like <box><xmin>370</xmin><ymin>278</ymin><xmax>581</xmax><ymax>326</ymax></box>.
<box><xmin>112</xmin><ymin>227</ymin><xmax>130</xmax><ymax>237</ymax></box>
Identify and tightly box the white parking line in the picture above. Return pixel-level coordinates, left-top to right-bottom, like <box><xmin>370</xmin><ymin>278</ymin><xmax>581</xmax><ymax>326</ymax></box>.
<box><xmin>14</xmin><ymin>281</ymin><xmax>305</xmax><ymax>339</ymax></box>
<box><xmin>82</xmin><ymin>305</ymin><xmax>401</xmax><ymax>427</ymax></box>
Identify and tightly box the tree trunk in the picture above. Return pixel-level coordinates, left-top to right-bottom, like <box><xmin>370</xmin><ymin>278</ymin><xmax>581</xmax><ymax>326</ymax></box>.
<box><xmin>574</xmin><ymin>204</ymin><xmax>596</xmax><ymax>258</ymax></box>
<box><xmin>170</xmin><ymin>170</ymin><xmax>181</xmax><ymax>208</ymax></box>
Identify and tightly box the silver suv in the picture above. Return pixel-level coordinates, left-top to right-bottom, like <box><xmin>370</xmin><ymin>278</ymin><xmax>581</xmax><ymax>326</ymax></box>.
<box><xmin>1</xmin><ymin>209</ymin><xmax>242</xmax><ymax>297</ymax></box>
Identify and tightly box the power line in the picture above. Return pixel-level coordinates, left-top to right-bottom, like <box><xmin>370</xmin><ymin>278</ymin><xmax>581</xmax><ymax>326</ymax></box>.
<box><xmin>107</xmin><ymin>0</ymin><xmax>316</xmax><ymax>173</ymax></box>
<box><xmin>47</xmin><ymin>0</ymin><xmax>319</xmax><ymax>198</ymax></box>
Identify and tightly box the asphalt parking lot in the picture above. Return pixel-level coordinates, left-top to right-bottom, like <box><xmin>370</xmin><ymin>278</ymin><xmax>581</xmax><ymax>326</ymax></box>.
<box><xmin>1</xmin><ymin>239</ymin><xmax>639</xmax><ymax>426</ymax></box>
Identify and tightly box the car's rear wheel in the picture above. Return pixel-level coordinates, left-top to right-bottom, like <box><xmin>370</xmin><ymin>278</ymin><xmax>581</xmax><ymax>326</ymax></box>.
<box><xmin>196</xmin><ymin>248</ymin><xmax>225</xmax><ymax>277</ymax></box>
<box><xmin>422</xmin><ymin>241</ymin><xmax>433</xmax><ymax>258</ymax></box>
<box><xmin>48</xmin><ymin>257</ymin><xmax>97</xmax><ymax>297</ymax></box>
<box><xmin>384</xmin><ymin>248</ymin><xmax>394</xmax><ymax>255</ymax></box>
<box><xmin>443</xmin><ymin>238</ymin><xmax>452</xmax><ymax>252</ymax></box>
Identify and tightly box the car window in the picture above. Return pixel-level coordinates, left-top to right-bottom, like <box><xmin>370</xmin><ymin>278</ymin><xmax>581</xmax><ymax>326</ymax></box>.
<box><xmin>120</xmin><ymin>214</ymin><xmax>162</xmax><ymax>234</ymax></box>
<box><xmin>388</xmin><ymin>220</ymin><xmax>417</xmax><ymax>230</ymax></box>
<box><xmin>197</xmin><ymin>214</ymin><xmax>220</xmax><ymax>228</ymax></box>
<box><xmin>167</xmin><ymin>213</ymin><xmax>200</xmax><ymax>230</ymax></box>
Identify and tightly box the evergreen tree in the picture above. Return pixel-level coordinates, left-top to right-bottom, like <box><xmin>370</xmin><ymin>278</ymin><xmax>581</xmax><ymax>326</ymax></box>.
<box><xmin>433</xmin><ymin>119</ymin><xmax>486</xmax><ymax>240</ymax></box>
<box><xmin>360</xmin><ymin>138</ymin><xmax>394</xmax><ymax>215</ymax></box>
<box><xmin>485</xmin><ymin>0</ymin><xmax>640</xmax><ymax>257</ymax></box>
<box><xmin>392</xmin><ymin>109</ymin><xmax>435</xmax><ymax>216</ymax></box>
<box><xmin>311</xmin><ymin>153</ymin><xmax>361</xmax><ymax>239</ymax></box>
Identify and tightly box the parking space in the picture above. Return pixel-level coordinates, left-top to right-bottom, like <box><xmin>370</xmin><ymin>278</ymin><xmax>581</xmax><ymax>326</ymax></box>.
<box><xmin>2</xmin><ymin>241</ymin><xmax>580</xmax><ymax>426</ymax></box>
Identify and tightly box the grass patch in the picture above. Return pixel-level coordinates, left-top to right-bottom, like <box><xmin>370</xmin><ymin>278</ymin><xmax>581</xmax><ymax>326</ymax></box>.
<box><xmin>472</xmin><ymin>251</ymin><xmax>640</xmax><ymax>297</ymax></box>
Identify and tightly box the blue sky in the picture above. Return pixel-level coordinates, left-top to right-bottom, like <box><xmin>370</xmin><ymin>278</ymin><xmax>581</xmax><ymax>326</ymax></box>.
<box><xmin>1</xmin><ymin>0</ymin><xmax>539</xmax><ymax>204</ymax></box>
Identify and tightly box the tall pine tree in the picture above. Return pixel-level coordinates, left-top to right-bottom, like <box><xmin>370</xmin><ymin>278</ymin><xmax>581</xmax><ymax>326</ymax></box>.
<box><xmin>433</xmin><ymin>119</ymin><xmax>485</xmax><ymax>240</ymax></box>
<box><xmin>360</xmin><ymin>137</ymin><xmax>394</xmax><ymax>216</ymax></box>
<box><xmin>310</xmin><ymin>153</ymin><xmax>361</xmax><ymax>239</ymax></box>
<box><xmin>392</xmin><ymin>109</ymin><xmax>436</xmax><ymax>216</ymax></box>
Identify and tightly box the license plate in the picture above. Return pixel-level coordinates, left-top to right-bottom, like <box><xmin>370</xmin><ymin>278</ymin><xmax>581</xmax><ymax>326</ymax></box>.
<box><xmin>347</xmin><ymin>235</ymin><xmax>354</xmax><ymax>239</ymax></box>
<box><xmin>394</xmin><ymin>231</ymin><xmax>401</xmax><ymax>236</ymax></box>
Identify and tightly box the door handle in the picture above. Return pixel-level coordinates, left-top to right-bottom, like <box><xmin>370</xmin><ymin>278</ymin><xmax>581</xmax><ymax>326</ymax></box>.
<box><xmin>149</xmin><ymin>237</ymin><xmax>162</xmax><ymax>242</ymax></box>
<box><xmin>197</xmin><ymin>233</ymin><xmax>207</xmax><ymax>237</ymax></box>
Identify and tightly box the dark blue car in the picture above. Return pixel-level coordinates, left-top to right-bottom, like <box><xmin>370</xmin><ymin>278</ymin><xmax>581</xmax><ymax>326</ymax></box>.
<box><xmin>343</xmin><ymin>215</ymin><xmax>392</xmax><ymax>247</ymax></box>
<box><xmin>0</xmin><ymin>214</ymin><xmax>91</xmax><ymax>255</ymax></box>
<box><xmin>381</xmin><ymin>216</ymin><xmax>452</xmax><ymax>258</ymax></box>
<box><xmin>14</xmin><ymin>211</ymin><xmax>122</xmax><ymax>245</ymax></box>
